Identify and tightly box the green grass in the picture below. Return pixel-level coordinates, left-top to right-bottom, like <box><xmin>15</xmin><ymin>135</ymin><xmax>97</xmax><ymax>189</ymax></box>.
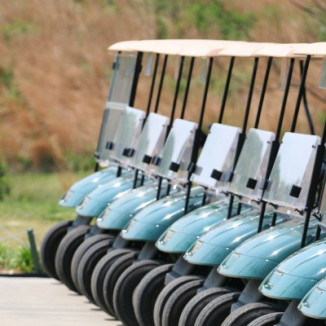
<box><xmin>0</xmin><ymin>171</ymin><xmax>90</xmax><ymax>272</ymax></box>
<box><xmin>0</xmin><ymin>244</ymin><xmax>34</xmax><ymax>272</ymax></box>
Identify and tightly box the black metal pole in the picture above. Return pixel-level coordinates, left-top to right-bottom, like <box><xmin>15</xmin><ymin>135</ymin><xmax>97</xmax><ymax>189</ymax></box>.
<box><xmin>218</xmin><ymin>57</ymin><xmax>235</xmax><ymax>123</ymax></box>
<box><xmin>276</xmin><ymin>58</ymin><xmax>295</xmax><ymax>140</ymax></box>
<box><xmin>94</xmin><ymin>162</ymin><xmax>99</xmax><ymax>172</ymax></box>
<box><xmin>154</xmin><ymin>55</ymin><xmax>168</xmax><ymax>113</ymax></box>
<box><xmin>184</xmin><ymin>57</ymin><xmax>214</xmax><ymax>214</ymax></box>
<box><xmin>146</xmin><ymin>54</ymin><xmax>160</xmax><ymax>115</ymax></box>
<box><xmin>242</xmin><ymin>57</ymin><xmax>259</xmax><ymax>134</ymax></box>
<box><xmin>227</xmin><ymin>195</ymin><xmax>234</xmax><ymax>219</ymax></box>
<box><xmin>257</xmin><ymin>57</ymin><xmax>295</xmax><ymax>233</ymax></box>
<box><xmin>197</xmin><ymin>57</ymin><xmax>213</xmax><ymax>131</ymax></box>
<box><xmin>129</xmin><ymin>52</ymin><xmax>143</xmax><ymax>107</ymax></box>
<box><xmin>180</xmin><ymin>57</ymin><xmax>195</xmax><ymax>119</ymax></box>
<box><xmin>299</xmin><ymin>60</ymin><xmax>315</xmax><ymax>135</ymax></box>
<box><xmin>156</xmin><ymin>177</ymin><xmax>163</xmax><ymax>200</ymax></box>
<box><xmin>201</xmin><ymin>191</ymin><xmax>207</xmax><ymax>206</ymax></box>
<box><xmin>254</xmin><ymin>57</ymin><xmax>273</xmax><ymax>128</ymax></box>
<box><xmin>301</xmin><ymin>120</ymin><xmax>326</xmax><ymax>246</ymax></box>
<box><xmin>233</xmin><ymin>57</ymin><xmax>259</xmax><ymax>171</ymax></box>
<box><xmin>117</xmin><ymin>52</ymin><xmax>144</xmax><ymax>179</ymax></box>
<box><xmin>169</xmin><ymin>56</ymin><xmax>185</xmax><ymax>125</ymax></box>
<box><xmin>271</xmin><ymin>212</ymin><xmax>278</xmax><ymax>226</ymax></box>
<box><xmin>291</xmin><ymin>55</ymin><xmax>311</xmax><ymax>132</ymax></box>
<box><xmin>156</xmin><ymin>56</ymin><xmax>185</xmax><ymax>200</ymax></box>
<box><xmin>132</xmin><ymin>53</ymin><xmax>160</xmax><ymax>189</ymax></box>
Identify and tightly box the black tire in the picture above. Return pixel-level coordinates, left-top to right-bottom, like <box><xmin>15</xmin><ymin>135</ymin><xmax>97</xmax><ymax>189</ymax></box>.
<box><xmin>221</xmin><ymin>302</ymin><xmax>283</xmax><ymax>326</ymax></box>
<box><xmin>103</xmin><ymin>250</ymin><xmax>139</xmax><ymax>317</ymax></box>
<box><xmin>91</xmin><ymin>248</ymin><xmax>135</xmax><ymax>314</ymax></box>
<box><xmin>76</xmin><ymin>236</ymin><xmax>114</xmax><ymax>302</ymax></box>
<box><xmin>247</xmin><ymin>312</ymin><xmax>283</xmax><ymax>326</ymax></box>
<box><xmin>113</xmin><ymin>260</ymin><xmax>161</xmax><ymax>326</ymax></box>
<box><xmin>71</xmin><ymin>234</ymin><xmax>114</xmax><ymax>293</ymax></box>
<box><xmin>54</xmin><ymin>225</ymin><xmax>90</xmax><ymax>292</ymax></box>
<box><xmin>194</xmin><ymin>292</ymin><xmax>240</xmax><ymax>326</ymax></box>
<box><xmin>162</xmin><ymin>278</ymin><xmax>204</xmax><ymax>326</ymax></box>
<box><xmin>40</xmin><ymin>220</ymin><xmax>73</xmax><ymax>279</ymax></box>
<box><xmin>247</xmin><ymin>312</ymin><xmax>326</xmax><ymax>326</ymax></box>
<box><xmin>153</xmin><ymin>275</ymin><xmax>201</xmax><ymax>326</ymax></box>
<box><xmin>179</xmin><ymin>287</ymin><xmax>232</xmax><ymax>326</ymax></box>
<box><xmin>133</xmin><ymin>264</ymin><xmax>173</xmax><ymax>326</ymax></box>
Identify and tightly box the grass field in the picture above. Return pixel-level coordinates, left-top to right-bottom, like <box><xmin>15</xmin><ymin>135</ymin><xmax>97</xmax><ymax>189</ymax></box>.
<box><xmin>0</xmin><ymin>171</ymin><xmax>89</xmax><ymax>271</ymax></box>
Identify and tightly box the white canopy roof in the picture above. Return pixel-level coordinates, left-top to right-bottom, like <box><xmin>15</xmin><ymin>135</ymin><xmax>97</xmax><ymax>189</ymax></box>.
<box><xmin>108</xmin><ymin>39</ymin><xmax>326</xmax><ymax>59</ymax></box>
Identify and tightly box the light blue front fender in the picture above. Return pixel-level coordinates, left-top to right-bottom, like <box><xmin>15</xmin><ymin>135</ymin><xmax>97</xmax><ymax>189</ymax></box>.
<box><xmin>299</xmin><ymin>277</ymin><xmax>326</xmax><ymax>320</ymax></box>
<box><xmin>260</xmin><ymin>239</ymin><xmax>326</xmax><ymax>300</ymax></box>
<box><xmin>96</xmin><ymin>182</ymin><xmax>171</xmax><ymax>230</ymax></box>
<box><xmin>59</xmin><ymin>166</ymin><xmax>120</xmax><ymax>207</ymax></box>
<box><xmin>184</xmin><ymin>209</ymin><xmax>274</xmax><ymax>266</ymax></box>
<box><xmin>156</xmin><ymin>199</ymin><xmax>252</xmax><ymax>254</ymax></box>
<box><xmin>121</xmin><ymin>186</ymin><xmax>205</xmax><ymax>242</ymax></box>
<box><xmin>75</xmin><ymin>175</ymin><xmax>150</xmax><ymax>217</ymax></box>
<box><xmin>218</xmin><ymin>219</ymin><xmax>318</xmax><ymax>280</ymax></box>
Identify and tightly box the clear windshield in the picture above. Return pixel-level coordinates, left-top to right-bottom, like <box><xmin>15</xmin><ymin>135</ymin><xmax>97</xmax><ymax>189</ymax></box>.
<box><xmin>95</xmin><ymin>53</ymin><xmax>138</xmax><ymax>163</ymax></box>
<box><xmin>96</xmin><ymin>102</ymin><xmax>126</xmax><ymax>163</ymax></box>
<box><xmin>129</xmin><ymin>113</ymin><xmax>169</xmax><ymax>172</ymax></box>
<box><xmin>109</xmin><ymin>106</ymin><xmax>145</xmax><ymax>164</ymax></box>
<box><xmin>152</xmin><ymin>119</ymin><xmax>198</xmax><ymax>185</ymax></box>
<box><xmin>229</xmin><ymin>128</ymin><xmax>275</xmax><ymax>202</ymax></box>
<box><xmin>108</xmin><ymin>53</ymin><xmax>137</xmax><ymax>104</ymax></box>
<box><xmin>263</xmin><ymin>132</ymin><xmax>321</xmax><ymax>212</ymax></box>
<box><xmin>191</xmin><ymin>123</ymin><xmax>240</xmax><ymax>191</ymax></box>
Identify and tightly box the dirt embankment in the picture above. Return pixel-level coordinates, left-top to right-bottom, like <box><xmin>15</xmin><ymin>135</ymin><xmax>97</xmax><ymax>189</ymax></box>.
<box><xmin>0</xmin><ymin>0</ymin><xmax>325</xmax><ymax>171</ymax></box>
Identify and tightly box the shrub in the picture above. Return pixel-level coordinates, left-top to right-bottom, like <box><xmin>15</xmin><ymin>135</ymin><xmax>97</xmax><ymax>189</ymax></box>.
<box><xmin>0</xmin><ymin>244</ymin><xmax>34</xmax><ymax>273</ymax></box>
<box><xmin>0</xmin><ymin>162</ymin><xmax>10</xmax><ymax>201</ymax></box>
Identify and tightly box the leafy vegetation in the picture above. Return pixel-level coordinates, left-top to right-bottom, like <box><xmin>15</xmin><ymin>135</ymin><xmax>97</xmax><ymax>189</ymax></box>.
<box><xmin>0</xmin><ymin>244</ymin><xmax>34</xmax><ymax>272</ymax></box>
<box><xmin>0</xmin><ymin>171</ymin><xmax>88</xmax><ymax>272</ymax></box>
<box><xmin>0</xmin><ymin>162</ymin><xmax>10</xmax><ymax>201</ymax></box>
<box><xmin>1</xmin><ymin>18</ymin><xmax>38</xmax><ymax>44</ymax></box>
<box><xmin>293</xmin><ymin>0</ymin><xmax>326</xmax><ymax>41</ymax></box>
<box><xmin>185</xmin><ymin>1</ymin><xmax>255</xmax><ymax>40</ymax></box>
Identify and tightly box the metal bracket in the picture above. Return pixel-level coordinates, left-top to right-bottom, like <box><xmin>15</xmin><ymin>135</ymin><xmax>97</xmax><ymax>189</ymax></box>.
<box><xmin>231</xmin><ymin>279</ymin><xmax>263</xmax><ymax>311</ymax></box>
<box><xmin>142</xmin><ymin>154</ymin><xmax>152</xmax><ymax>164</ymax></box>
<box><xmin>200</xmin><ymin>267</ymin><xmax>226</xmax><ymax>290</ymax></box>
<box><xmin>106</xmin><ymin>141</ymin><xmax>114</xmax><ymax>150</ymax></box>
<box><xmin>211</xmin><ymin>169</ymin><xmax>223</xmax><ymax>181</ymax></box>
<box><xmin>277</xmin><ymin>300</ymin><xmax>307</xmax><ymax>326</ymax></box>
<box><xmin>111</xmin><ymin>234</ymin><xmax>130</xmax><ymax>249</ymax></box>
<box><xmin>137</xmin><ymin>242</ymin><xmax>158</xmax><ymax>260</ymax></box>
<box><xmin>169</xmin><ymin>161</ymin><xmax>180</xmax><ymax>172</ymax></box>
<box><xmin>165</xmin><ymin>256</ymin><xmax>194</xmax><ymax>285</ymax></box>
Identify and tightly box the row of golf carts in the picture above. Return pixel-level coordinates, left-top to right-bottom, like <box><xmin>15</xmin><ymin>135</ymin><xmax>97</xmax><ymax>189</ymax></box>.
<box><xmin>41</xmin><ymin>39</ymin><xmax>326</xmax><ymax>326</ymax></box>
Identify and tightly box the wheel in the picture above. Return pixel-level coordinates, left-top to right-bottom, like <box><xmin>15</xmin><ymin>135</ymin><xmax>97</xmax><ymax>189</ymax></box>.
<box><xmin>40</xmin><ymin>220</ymin><xmax>73</xmax><ymax>279</ymax></box>
<box><xmin>54</xmin><ymin>225</ymin><xmax>90</xmax><ymax>292</ymax></box>
<box><xmin>113</xmin><ymin>260</ymin><xmax>161</xmax><ymax>326</ymax></box>
<box><xmin>179</xmin><ymin>287</ymin><xmax>232</xmax><ymax>326</ymax></box>
<box><xmin>221</xmin><ymin>302</ymin><xmax>284</xmax><ymax>326</ymax></box>
<box><xmin>161</xmin><ymin>278</ymin><xmax>204</xmax><ymax>326</ymax></box>
<box><xmin>75</xmin><ymin>236</ymin><xmax>114</xmax><ymax>302</ymax></box>
<box><xmin>153</xmin><ymin>275</ymin><xmax>201</xmax><ymax>326</ymax></box>
<box><xmin>247</xmin><ymin>312</ymin><xmax>326</xmax><ymax>326</ymax></box>
<box><xmin>71</xmin><ymin>233</ymin><xmax>114</xmax><ymax>293</ymax></box>
<box><xmin>133</xmin><ymin>264</ymin><xmax>173</xmax><ymax>326</ymax></box>
<box><xmin>247</xmin><ymin>312</ymin><xmax>283</xmax><ymax>326</ymax></box>
<box><xmin>194</xmin><ymin>291</ymin><xmax>240</xmax><ymax>326</ymax></box>
<box><xmin>91</xmin><ymin>249</ymin><xmax>135</xmax><ymax>314</ymax></box>
<box><xmin>103</xmin><ymin>249</ymin><xmax>139</xmax><ymax>317</ymax></box>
